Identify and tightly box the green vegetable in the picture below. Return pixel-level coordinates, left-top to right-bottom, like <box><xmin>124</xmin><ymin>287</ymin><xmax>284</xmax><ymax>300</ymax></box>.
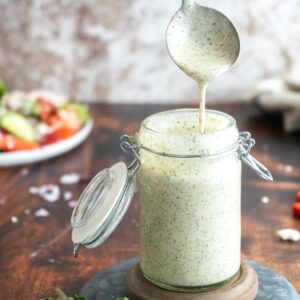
<box><xmin>21</xmin><ymin>100</ymin><xmax>40</xmax><ymax>116</ymax></box>
<box><xmin>40</xmin><ymin>288</ymin><xmax>86</xmax><ymax>300</ymax></box>
<box><xmin>40</xmin><ymin>287</ymin><xmax>130</xmax><ymax>300</ymax></box>
<box><xmin>0</xmin><ymin>112</ymin><xmax>36</xmax><ymax>141</ymax></box>
<box><xmin>64</xmin><ymin>102</ymin><xmax>90</xmax><ymax>124</ymax></box>
<box><xmin>0</xmin><ymin>78</ymin><xmax>5</xmax><ymax>99</ymax></box>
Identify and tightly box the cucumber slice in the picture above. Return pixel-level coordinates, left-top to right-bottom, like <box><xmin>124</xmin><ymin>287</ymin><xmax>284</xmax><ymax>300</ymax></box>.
<box><xmin>0</xmin><ymin>112</ymin><xmax>36</xmax><ymax>142</ymax></box>
<box><xmin>0</xmin><ymin>78</ymin><xmax>5</xmax><ymax>99</ymax></box>
<box><xmin>64</xmin><ymin>102</ymin><xmax>90</xmax><ymax>124</ymax></box>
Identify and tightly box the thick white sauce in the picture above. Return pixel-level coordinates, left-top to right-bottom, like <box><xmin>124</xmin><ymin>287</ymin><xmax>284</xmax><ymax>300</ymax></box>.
<box><xmin>138</xmin><ymin>110</ymin><xmax>241</xmax><ymax>288</ymax></box>
<box><xmin>166</xmin><ymin>3</ymin><xmax>240</xmax><ymax>133</ymax></box>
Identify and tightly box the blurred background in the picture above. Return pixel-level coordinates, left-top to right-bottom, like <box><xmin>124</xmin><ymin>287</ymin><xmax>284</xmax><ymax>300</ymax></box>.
<box><xmin>1</xmin><ymin>2</ymin><xmax>300</xmax><ymax>299</ymax></box>
<box><xmin>0</xmin><ymin>0</ymin><xmax>299</xmax><ymax>103</ymax></box>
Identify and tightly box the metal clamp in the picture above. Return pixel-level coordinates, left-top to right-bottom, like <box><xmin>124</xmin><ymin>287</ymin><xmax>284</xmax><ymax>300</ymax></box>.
<box><xmin>120</xmin><ymin>135</ymin><xmax>141</xmax><ymax>175</ymax></box>
<box><xmin>237</xmin><ymin>132</ymin><xmax>273</xmax><ymax>181</ymax></box>
<box><xmin>73</xmin><ymin>243</ymin><xmax>80</xmax><ymax>257</ymax></box>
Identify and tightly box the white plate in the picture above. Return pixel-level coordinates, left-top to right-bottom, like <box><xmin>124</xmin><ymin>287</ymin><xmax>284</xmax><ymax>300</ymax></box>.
<box><xmin>0</xmin><ymin>121</ymin><xmax>93</xmax><ymax>167</ymax></box>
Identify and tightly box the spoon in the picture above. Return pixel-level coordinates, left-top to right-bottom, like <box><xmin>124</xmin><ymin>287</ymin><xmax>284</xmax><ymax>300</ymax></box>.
<box><xmin>166</xmin><ymin>0</ymin><xmax>240</xmax><ymax>133</ymax></box>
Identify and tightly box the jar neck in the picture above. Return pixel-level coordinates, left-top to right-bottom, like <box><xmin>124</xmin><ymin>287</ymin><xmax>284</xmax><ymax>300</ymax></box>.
<box><xmin>137</xmin><ymin>137</ymin><xmax>239</xmax><ymax>158</ymax></box>
<box><xmin>138</xmin><ymin>109</ymin><xmax>239</xmax><ymax>157</ymax></box>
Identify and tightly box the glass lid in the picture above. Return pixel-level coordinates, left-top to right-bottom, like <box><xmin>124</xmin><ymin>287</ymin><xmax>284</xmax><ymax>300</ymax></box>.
<box><xmin>71</xmin><ymin>162</ymin><xmax>136</xmax><ymax>256</ymax></box>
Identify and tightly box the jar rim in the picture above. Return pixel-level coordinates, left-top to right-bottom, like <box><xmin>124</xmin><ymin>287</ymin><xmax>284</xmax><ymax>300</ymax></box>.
<box><xmin>138</xmin><ymin>109</ymin><xmax>239</xmax><ymax>158</ymax></box>
<box><xmin>141</xmin><ymin>108</ymin><xmax>236</xmax><ymax>137</ymax></box>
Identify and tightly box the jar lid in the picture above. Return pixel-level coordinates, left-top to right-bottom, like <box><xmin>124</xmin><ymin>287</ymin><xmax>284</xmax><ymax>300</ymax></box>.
<box><xmin>71</xmin><ymin>162</ymin><xmax>136</xmax><ymax>256</ymax></box>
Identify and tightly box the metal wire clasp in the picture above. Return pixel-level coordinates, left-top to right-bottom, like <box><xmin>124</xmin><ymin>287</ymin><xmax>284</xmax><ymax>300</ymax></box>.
<box><xmin>237</xmin><ymin>132</ymin><xmax>273</xmax><ymax>181</ymax></box>
<box><xmin>120</xmin><ymin>135</ymin><xmax>141</xmax><ymax>175</ymax></box>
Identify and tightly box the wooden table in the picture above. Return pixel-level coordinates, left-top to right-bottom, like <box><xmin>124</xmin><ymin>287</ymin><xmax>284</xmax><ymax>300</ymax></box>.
<box><xmin>0</xmin><ymin>103</ymin><xmax>299</xmax><ymax>299</ymax></box>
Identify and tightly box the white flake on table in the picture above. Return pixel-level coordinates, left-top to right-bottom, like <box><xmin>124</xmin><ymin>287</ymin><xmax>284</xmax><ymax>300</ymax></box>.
<box><xmin>277</xmin><ymin>229</ymin><xmax>300</xmax><ymax>242</ymax></box>
<box><xmin>24</xmin><ymin>208</ymin><xmax>31</xmax><ymax>215</ymax></box>
<box><xmin>59</xmin><ymin>173</ymin><xmax>81</xmax><ymax>185</ymax></box>
<box><xmin>284</xmin><ymin>165</ymin><xmax>293</xmax><ymax>173</ymax></box>
<box><xmin>20</xmin><ymin>168</ymin><xmax>29</xmax><ymax>176</ymax></box>
<box><xmin>29</xmin><ymin>186</ymin><xmax>39</xmax><ymax>194</ymax></box>
<box><xmin>63</xmin><ymin>191</ymin><xmax>73</xmax><ymax>201</ymax></box>
<box><xmin>284</xmin><ymin>165</ymin><xmax>294</xmax><ymax>173</ymax></box>
<box><xmin>261</xmin><ymin>196</ymin><xmax>269</xmax><ymax>204</ymax></box>
<box><xmin>68</xmin><ymin>201</ymin><xmax>77</xmax><ymax>208</ymax></box>
<box><xmin>277</xmin><ymin>164</ymin><xmax>294</xmax><ymax>173</ymax></box>
<box><xmin>11</xmin><ymin>216</ymin><xmax>18</xmax><ymax>223</ymax></box>
<box><xmin>0</xmin><ymin>196</ymin><xmax>6</xmax><ymax>205</ymax></box>
<box><xmin>34</xmin><ymin>208</ymin><xmax>50</xmax><ymax>217</ymax></box>
<box><xmin>29</xmin><ymin>184</ymin><xmax>60</xmax><ymax>202</ymax></box>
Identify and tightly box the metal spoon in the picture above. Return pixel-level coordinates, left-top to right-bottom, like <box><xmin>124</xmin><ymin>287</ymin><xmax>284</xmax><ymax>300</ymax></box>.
<box><xmin>166</xmin><ymin>0</ymin><xmax>240</xmax><ymax>132</ymax></box>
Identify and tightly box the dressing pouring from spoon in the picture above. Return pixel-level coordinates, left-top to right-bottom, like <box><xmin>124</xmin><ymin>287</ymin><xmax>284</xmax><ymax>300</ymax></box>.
<box><xmin>166</xmin><ymin>0</ymin><xmax>240</xmax><ymax>133</ymax></box>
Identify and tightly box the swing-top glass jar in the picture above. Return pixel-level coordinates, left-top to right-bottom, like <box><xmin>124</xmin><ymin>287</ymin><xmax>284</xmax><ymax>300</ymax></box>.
<box><xmin>138</xmin><ymin>109</ymin><xmax>241</xmax><ymax>290</ymax></box>
<box><xmin>70</xmin><ymin>109</ymin><xmax>272</xmax><ymax>292</ymax></box>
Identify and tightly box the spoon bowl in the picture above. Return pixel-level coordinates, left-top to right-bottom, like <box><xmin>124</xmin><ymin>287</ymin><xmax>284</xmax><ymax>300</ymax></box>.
<box><xmin>166</xmin><ymin>0</ymin><xmax>240</xmax><ymax>83</ymax></box>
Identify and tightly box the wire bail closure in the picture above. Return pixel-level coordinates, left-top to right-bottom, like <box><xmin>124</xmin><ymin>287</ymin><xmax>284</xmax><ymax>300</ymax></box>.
<box><xmin>120</xmin><ymin>133</ymin><xmax>273</xmax><ymax>181</ymax></box>
<box><xmin>237</xmin><ymin>132</ymin><xmax>273</xmax><ymax>181</ymax></box>
<box><xmin>120</xmin><ymin>135</ymin><xmax>141</xmax><ymax>175</ymax></box>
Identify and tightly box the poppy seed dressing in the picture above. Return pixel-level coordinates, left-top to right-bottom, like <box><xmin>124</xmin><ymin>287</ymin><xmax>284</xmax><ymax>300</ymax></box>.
<box><xmin>137</xmin><ymin>109</ymin><xmax>241</xmax><ymax>288</ymax></box>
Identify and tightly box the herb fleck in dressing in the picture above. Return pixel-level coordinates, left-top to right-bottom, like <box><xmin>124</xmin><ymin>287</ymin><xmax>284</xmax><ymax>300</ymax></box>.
<box><xmin>138</xmin><ymin>109</ymin><xmax>241</xmax><ymax>288</ymax></box>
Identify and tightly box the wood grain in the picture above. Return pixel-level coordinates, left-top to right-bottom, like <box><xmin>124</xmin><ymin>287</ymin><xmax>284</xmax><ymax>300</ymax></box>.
<box><xmin>127</xmin><ymin>263</ymin><xmax>258</xmax><ymax>300</ymax></box>
<box><xmin>0</xmin><ymin>103</ymin><xmax>299</xmax><ymax>299</ymax></box>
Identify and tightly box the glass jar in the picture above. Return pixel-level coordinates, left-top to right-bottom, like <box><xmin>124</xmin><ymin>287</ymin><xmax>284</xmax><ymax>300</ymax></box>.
<box><xmin>70</xmin><ymin>108</ymin><xmax>272</xmax><ymax>293</ymax></box>
<box><xmin>137</xmin><ymin>109</ymin><xmax>241</xmax><ymax>291</ymax></box>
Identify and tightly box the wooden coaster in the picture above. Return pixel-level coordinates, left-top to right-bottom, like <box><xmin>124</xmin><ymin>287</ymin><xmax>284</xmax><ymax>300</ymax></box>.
<box><xmin>127</xmin><ymin>263</ymin><xmax>258</xmax><ymax>300</ymax></box>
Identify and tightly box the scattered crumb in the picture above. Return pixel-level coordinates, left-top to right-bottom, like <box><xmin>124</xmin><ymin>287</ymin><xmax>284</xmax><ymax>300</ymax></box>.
<box><xmin>11</xmin><ymin>216</ymin><xmax>18</xmax><ymax>223</ymax></box>
<box><xmin>60</xmin><ymin>173</ymin><xmax>81</xmax><ymax>185</ymax></box>
<box><xmin>47</xmin><ymin>258</ymin><xmax>56</xmax><ymax>264</ymax></box>
<box><xmin>29</xmin><ymin>186</ymin><xmax>39</xmax><ymax>194</ymax></box>
<box><xmin>34</xmin><ymin>208</ymin><xmax>50</xmax><ymax>217</ymax></box>
<box><xmin>39</xmin><ymin>185</ymin><xmax>60</xmax><ymax>202</ymax></box>
<box><xmin>277</xmin><ymin>229</ymin><xmax>300</xmax><ymax>242</ymax></box>
<box><xmin>24</xmin><ymin>208</ymin><xmax>31</xmax><ymax>215</ymax></box>
<box><xmin>285</xmin><ymin>165</ymin><xmax>293</xmax><ymax>173</ymax></box>
<box><xmin>0</xmin><ymin>196</ymin><xmax>6</xmax><ymax>205</ymax></box>
<box><xmin>63</xmin><ymin>191</ymin><xmax>73</xmax><ymax>201</ymax></box>
<box><xmin>20</xmin><ymin>168</ymin><xmax>29</xmax><ymax>176</ymax></box>
<box><xmin>68</xmin><ymin>201</ymin><xmax>77</xmax><ymax>208</ymax></box>
<box><xmin>30</xmin><ymin>184</ymin><xmax>60</xmax><ymax>202</ymax></box>
<box><xmin>261</xmin><ymin>196</ymin><xmax>269</xmax><ymax>204</ymax></box>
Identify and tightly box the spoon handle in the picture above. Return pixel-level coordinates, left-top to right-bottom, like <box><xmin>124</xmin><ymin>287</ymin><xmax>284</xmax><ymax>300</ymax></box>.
<box><xmin>182</xmin><ymin>0</ymin><xmax>195</xmax><ymax>9</ymax></box>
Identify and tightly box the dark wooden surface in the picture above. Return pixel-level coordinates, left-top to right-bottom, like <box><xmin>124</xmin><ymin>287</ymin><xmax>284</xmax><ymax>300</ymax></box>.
<box><xmin>0</xmin><ymin>103</ymin><xmax>299</xmax><ymax>299</ymax></box>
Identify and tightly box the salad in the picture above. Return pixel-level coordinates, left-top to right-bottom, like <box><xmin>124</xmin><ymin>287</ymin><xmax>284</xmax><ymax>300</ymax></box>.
<box><xmin>0</xmin><ymin>79</ymin><xmax>90</xmax><ymax>152</ymax></box>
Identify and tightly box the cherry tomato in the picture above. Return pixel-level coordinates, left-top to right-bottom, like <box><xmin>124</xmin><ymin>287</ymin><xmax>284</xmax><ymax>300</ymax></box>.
<box><xmin>48</xmin><ymin>109</ymin><xmax>82</xmax><ymax>132</ymax></box>
<box><xmin>41</xmin><ymin>128</ymin><xmax>77</xmax><ymax>146</ymax></box>
<box><xmin>293</xmin><ymin>202</ymin><xmax>300</xmax><ymax>219</ymax></box>
<box><xmin>295</xmin><ymin>191</ymin><xmax>300</xmax><ymax>203</ymax></box>
<box><xmin>0</xmin><ymin>130</ymin><xmax>38</xmax><ymax>151</ymax></box>
<box><xmin>37</xmin><ymin>97</ymin><xmax>57</xmax><ymax>122</ymax></box>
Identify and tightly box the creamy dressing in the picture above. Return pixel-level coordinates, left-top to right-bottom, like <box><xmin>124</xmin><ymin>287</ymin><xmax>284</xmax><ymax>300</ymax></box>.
<box><xmin>138</xmin><ymin>110</ymin><xmax>241</xmax><ymax>289</ymax></box>
<box><xmin>166</xmin><ymin>1</ymin><xmax>240</xmax><ymax>133</ymax></box>
<box><xmin>137</xmin><ymin>0</ymin><xmax>241</xmax><ymax>290</ymax></box>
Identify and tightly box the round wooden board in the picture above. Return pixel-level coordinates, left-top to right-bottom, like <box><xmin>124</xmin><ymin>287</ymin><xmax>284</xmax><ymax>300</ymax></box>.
<box><xmin>127</xmin><ymin>263</ymin><xmax>258</xmax><ymax>300</ymax></box>
<box><xmin>80</xmin><ymin>258</ymin><xmax>300</xmax><ymax>300</ymax></box>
